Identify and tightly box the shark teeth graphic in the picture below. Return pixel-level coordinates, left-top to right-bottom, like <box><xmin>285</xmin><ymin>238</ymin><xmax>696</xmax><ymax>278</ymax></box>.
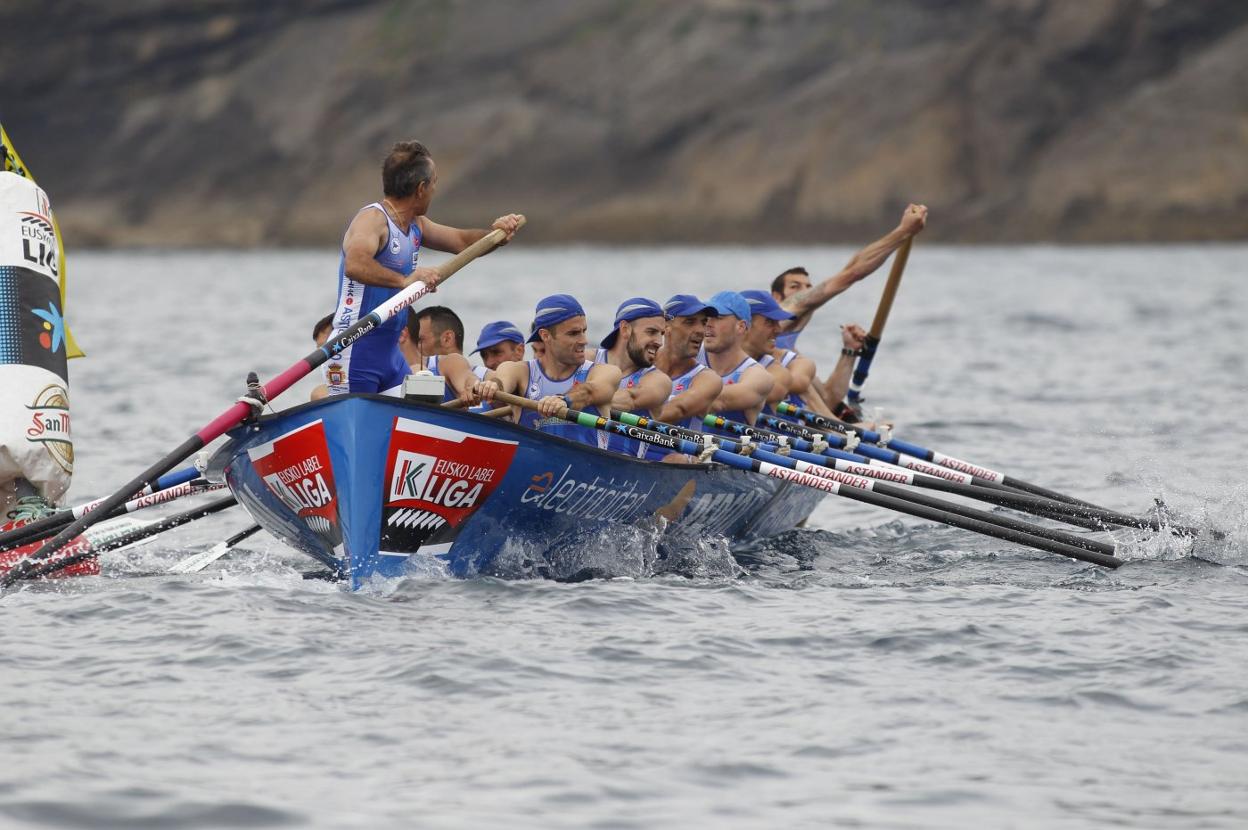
<box><xmin>305</xmin><ymin>514</ymin><xmax>332</xmax><ymax>533</ymax></box>
<box><xmin>387</xmin><ymin>509</ymin><xmax>446</xmax><ymax>531</ymax></box>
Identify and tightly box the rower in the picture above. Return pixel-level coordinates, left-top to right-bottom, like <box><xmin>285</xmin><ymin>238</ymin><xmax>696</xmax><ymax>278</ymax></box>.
<box><xmin>413</xmin><ymin>305</ymin><xmax>490</xmax><ymax>382</ymax></box>
<box><xmin>398</xmin><ymin>308</ymin><xmax>484</xmax><ymax>406</ymax></box>
<box><xmin>700</xmin><ymin>291</ymin><xmax>773</xmax><ymax>435</ymax></box>
<box><xmin>594</xmin><ymin>298</ymin><xmax>672</xmax><ymax>458</ymax></box>
<box><xmin>470</xmin><ymin>320</ymin><xmax>526</xmax><ymax>370</ymax></box>
<box><xmin>475</xmin><ymin>294</ymin><xmax>621</xmax><ymax>447</ymax></box>
<box><xmin>310</xmin><ymin>313</ymin><xmax>336</xmax><ymax>401</ymax></box>
<box><xmin>312</xmin><ymin>313</ymin><xmax>335</xmax><ymax>348</ymax></box>
<box><xmin>324</xmin><ymin>139</ymin><xmax>521</xmax><ymax>397</ymax></box>
<box><xmin>770</xmin><ymin>203</ymin><xmax>927</xmax><ymax>353</ymax></box>
<box><xmin>650</xmin><ymin>295</ymin><xmax>723</xmax><ymax>461</ymax></box>
<box><xmin>739</xmin><ymin>290</ymin><xmax>837</xmax><ymax>419</ymax></box>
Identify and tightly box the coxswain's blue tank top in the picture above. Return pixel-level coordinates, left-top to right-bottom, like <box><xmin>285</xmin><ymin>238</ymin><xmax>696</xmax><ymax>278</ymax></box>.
<box><xmin>519</xmin><ymin>359</ymin><xmax>604</xmax><ymax>448</ymax></box>
<box><xmin>326</xmin><ymin>204</ymin><xmax>422</xmax><ymax>394</ymax></box>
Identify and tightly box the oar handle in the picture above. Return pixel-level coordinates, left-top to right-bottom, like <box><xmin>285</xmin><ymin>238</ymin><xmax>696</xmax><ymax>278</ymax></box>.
<box><xmin>493</xmin><ymin>390</ymin><xmax>538</xmax><ymax>412</ymax></box>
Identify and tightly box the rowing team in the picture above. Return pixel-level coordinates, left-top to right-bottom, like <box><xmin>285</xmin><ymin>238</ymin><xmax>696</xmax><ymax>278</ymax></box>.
<box><xmin>312</xmin><ymin>215</ymin><xmax>924</xmax><ymax>462</ymax></box>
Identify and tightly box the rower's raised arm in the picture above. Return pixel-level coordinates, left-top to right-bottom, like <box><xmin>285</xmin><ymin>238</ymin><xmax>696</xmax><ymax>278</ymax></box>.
<box><xmin>781</xmin><ymin>204</ymin><xmax>927</xmax><ymax>318</ymax></box>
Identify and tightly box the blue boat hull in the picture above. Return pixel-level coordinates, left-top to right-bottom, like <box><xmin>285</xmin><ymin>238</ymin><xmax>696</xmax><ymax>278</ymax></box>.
<box><xmin>208</xmin><ymin>395</ymin><xmax>825</xmax><ymax>587</ymax></box>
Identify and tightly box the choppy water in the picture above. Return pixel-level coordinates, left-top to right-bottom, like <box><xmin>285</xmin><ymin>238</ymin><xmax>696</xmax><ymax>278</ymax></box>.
<box><xmin>2</xmin><ymin>244</ymin><xmax>1247</xmax><ymax>828</ymax></box>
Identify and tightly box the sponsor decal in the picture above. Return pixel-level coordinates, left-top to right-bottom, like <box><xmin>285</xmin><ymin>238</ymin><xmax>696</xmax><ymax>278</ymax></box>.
<box><xmin>679</xmin><ymin>489</ymin><xmax>770</xmax><ymax>535</ymax></box>
<box><xmin>248</xmin><ymin>420</ymin><xmax>343</xmax><ymax>552</ymax></box>
<box><xmin>17</xmin><ymin>211</ymin><xmax>57</xmax><ymax>277</ymax></box>
<box><xmin>25</xmin><ymin>384</ymin><xmax>72</xmax><ymax>473</ymax></box>
<box><xmin>797</xmin><ymin>464</ymin><xmax>872</xmax><ymax>489</ymax></box>
<box><xmin>31</xmin><ymin>301</ymin><xmax>64</xmax><ymax>352</ymax></box>
<box><xmin>902</xmin><ymin>459</ymin><xmax>972</xmax><ymax>484</ymax></box>
<box><xmin>381</xmin><ymin>418</ymin><xmax>518</xmax><ymax>554</ymax></box>
<box><xmin>520</xmin><ymin>464</ymin><xmax>657</xmax><ymax>521</ymax></box>
<box><xmin>930</xmin><ymin>453</ymin><xmax>1003</xmax><ymax>483</ymax></box>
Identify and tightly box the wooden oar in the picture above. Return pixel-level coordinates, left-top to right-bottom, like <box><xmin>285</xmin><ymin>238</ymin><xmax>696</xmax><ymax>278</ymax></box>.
<box><xmin>2</xmin><ymin>217</ymin><xmax>524</xmax><ymax>588</ymax></box>
<box><xmin>489</xmin><ymin>390</ymin><xmax>1123</xmax><ymax>569</ymax></box>
<box><xmin>169</xmin><ymin>523</ymin><xmax>263</xmax><ymax>574</ymax></box>
<box><xmin>0</xmin><ymin>470</ymin><xmax>210</xmax><ymax>554</ymax></box>
<box><xmin>845</xmin><ymin>237</ymin><xmax>912</xmax><ymax>412</ymax></box>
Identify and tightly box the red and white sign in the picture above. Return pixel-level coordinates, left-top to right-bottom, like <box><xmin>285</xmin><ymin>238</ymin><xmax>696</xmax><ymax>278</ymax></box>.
<box><xmin>248</xmin><ymin>419</ymin><xmax>343</xmax><ymax>550</ymax></box>
<box><xmin>381</xmin><ymin>418</ymin><xmax>518</xmax><ymax>555</ymax></box>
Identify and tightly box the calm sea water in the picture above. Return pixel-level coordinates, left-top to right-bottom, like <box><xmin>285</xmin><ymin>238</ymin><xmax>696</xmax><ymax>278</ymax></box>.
<box><xmin>2</xmin><ymin>244</ymin><xmax>1246</xmax><ymax>829</ymax></box>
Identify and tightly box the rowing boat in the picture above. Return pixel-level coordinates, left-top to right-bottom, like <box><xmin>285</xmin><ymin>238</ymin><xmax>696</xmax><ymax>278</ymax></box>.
<box><xmin>206</xmin><ymin>394</ymin><xmax>825</xmax><ymax>587</ymax></box>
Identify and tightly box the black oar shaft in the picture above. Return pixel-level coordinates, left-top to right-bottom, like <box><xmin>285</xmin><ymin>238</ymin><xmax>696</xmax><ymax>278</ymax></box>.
<box><xmin>18</xmin><ymin>495</ymin><xmax>239</xmax><ymax>581</ymax></box>
<box><xmin>813</xmin><ymin>472</ymin><xmax>1122</xmax><ymax>569</ymax></box>
<box><xmin>495</xmin><ymin>392</ymin><xmax>1123</xmax><ymax>569</ymax></box>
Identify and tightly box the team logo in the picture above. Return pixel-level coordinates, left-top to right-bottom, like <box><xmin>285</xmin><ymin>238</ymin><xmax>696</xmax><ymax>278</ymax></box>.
<box><xmin>326</xmin><ymin>363</ymin><xmax>345</xmax><ymax>385</ymax></box>
<box><xmin>381</xmin><ymin>418</ymin><xmax>518</xmax><ymax>555</ymax></box>
<box><xmin>25</xmin><ymin>384</ymin><xmax>73</xmax><ymax>473</ymax></box>
<box><xmin>390</xmin><ymin>238</ymin><xmax>401</xmax><ymax>255</ymax></box>
<box><xmin>31</xmin><ymin>302</ymin><xmax>64</xmax><ymax>352</ymax></box>
<box><xmin>248</xmin><ymin>420</ymin><xmax>343</xmax><ymax>556</ymax></box>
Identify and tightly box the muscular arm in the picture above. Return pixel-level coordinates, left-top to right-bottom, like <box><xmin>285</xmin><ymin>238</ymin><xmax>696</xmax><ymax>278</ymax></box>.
<box><xmin>780</xmin><ymin>204</ymin><xmax>927</xmax><ymax>329</ymax></box>
<box><xmin>763</xmin><ymin>363</ymin><xmax>792</xmax><ymax>404</ymax></box>
<box><xmin>342</xmin><ymin>209</ymin><xmax>407</xmax><ymax>288</ymax></box>
<box><xmin>437</xmin><ymin>354</ymin><xmax>480</xmax><ymax>403</ymax></box>
<box><xmin>784</xmin><ymin>354</ymin><xmax>816</xmax><ymax>396</ymax></box>
<box><xmin>417</xmin><ymin>217</ymin><xmax>490</xmax><ymax>254</ymax></box>
<box><xmin>657</xmin><ymin>370</ymin><xmax>722</xmax><ymax>424</ymax></box>
<box><xmin>568</xmin><ymin>363</ymin><xmax>623</xmax><ymax>415</ymax></box>
<box><xmin>711</xmin><ymin>365</ymin><xmax>774</xmax><ymax>418</ymax></box>
<box><xmin>418</xmin><ymin>213</ymin><xmax>523</xmax><ymax>254</ymax></box>
<box><xmin>610</xmin><ymin>370</ymin><xmax>672</xmax><ymax>417</ymax></box>
<box><xmin>821</xmin><ymin>352</ymin><xmax>855</xmax><ymax>409</ymax></box>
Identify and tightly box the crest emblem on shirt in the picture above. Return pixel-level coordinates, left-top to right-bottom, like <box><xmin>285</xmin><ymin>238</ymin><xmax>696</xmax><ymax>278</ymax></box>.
<box><xmin>389</xmin><ymin>238</ymin><xmax>401</xmax><ymax>255</ymax></box>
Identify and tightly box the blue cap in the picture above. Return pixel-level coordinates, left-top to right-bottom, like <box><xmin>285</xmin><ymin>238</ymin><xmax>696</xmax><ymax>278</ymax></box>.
<box><xmin>471</xmin><ymin>320</ymin><xmax>525</xmax><ymax>354</ymax></box>
<box><xmin>528</xmin><ymin>294</ymin><xmax>586</xmax><ymax>343</ymax></box>
<box><xmin>663</xmin><ymin>294</ymin><xmax>718</xmax><ymax>319</ymax></box>
<box><xmin>740</xmin><ymin>289</ymin><xmax>796</xmax><ymax>321</ymax></box>
<box><xmin>600</xmin><ymin>297</ymin><xmax>665</xmax><ymax>348</ymax></box>
<box><xmin>706</xmin><ymin>290</ymin><xmax>751</xmax><ymax>326</ymax></box>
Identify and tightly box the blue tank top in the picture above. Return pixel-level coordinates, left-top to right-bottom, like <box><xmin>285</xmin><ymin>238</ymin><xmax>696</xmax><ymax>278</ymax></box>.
<box><xmin>708</xmin><ymin>355</ymin><xmax>760</xmax><ymax>434</ymax></box>
<box><xmin>774</xmin><ymin>329</ymin><xmax>800</xmax><ymax>351</ymax></box>
<box><xmin>425</xmin><ymin>356</ymin><xmax>491</xmax><ymax>404</ymax></box>
<box><xmin>604</xmin><ymin>364</ymin><xmax>658</xmax><ymax>458</ymax></box>
<box><xmin>519</xmin><ymin>359</ymin><xmax>604</xmax><ymax>448</ymax></box>
<box><xmin>332</xmin><ymin>204</ymin><xmax>422</xmax><ymax>350</ymax></box>
<box><xmin>759</xmin><ymin>350</ymin><xmax>806</xmax><ymax>418</ymax></box>
<box><xmin>641</xmin><ymin>361</ymin><xmax>710</xmax><ymax>461</ymax></box>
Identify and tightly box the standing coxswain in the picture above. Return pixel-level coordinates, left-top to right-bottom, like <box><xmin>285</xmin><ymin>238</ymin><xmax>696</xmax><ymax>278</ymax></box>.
<box><xmin>323</xmin><ymin>139</ymin><xmax>521</xmax><ymax>396</ymax></box>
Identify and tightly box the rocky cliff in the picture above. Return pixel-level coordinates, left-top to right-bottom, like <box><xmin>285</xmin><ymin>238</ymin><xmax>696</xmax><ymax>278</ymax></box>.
<box><xmin>3</xmin><ymin>0</ymin><xmax>1246</xmax><ymax>245</ymax></box>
